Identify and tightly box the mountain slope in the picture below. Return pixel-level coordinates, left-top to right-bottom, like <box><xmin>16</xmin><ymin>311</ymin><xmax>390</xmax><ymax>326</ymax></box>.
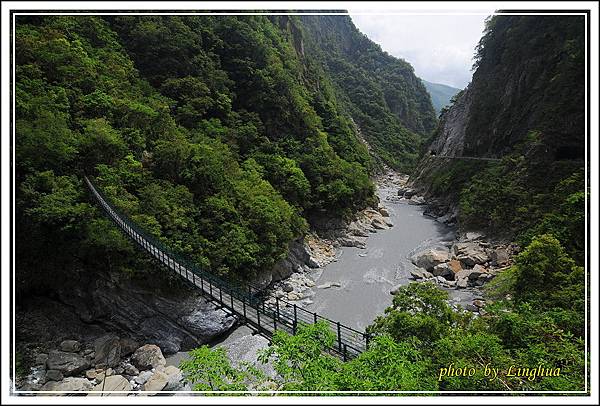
<box><xmin>412</xmin><ymin>14</ymin><xmax>585</xmax><ymax>263</ymax></box>
<box><xmin>421</xmin><ymin>79</ymin><xmax>461</xmax><ymax>114</ymax></box>
<box><xmin>298</xmin><ymin>15</ymin><xmax>438</xmax><ymax>171</ymax></box>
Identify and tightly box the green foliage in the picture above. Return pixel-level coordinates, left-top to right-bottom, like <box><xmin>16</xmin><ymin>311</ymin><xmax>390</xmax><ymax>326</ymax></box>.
<box><xmin>16</xmin><ymin>15</ymin><xmax>403</xmax><ymax>289</ymax></box>
<box><xmin>180</xmin><ymin>346</ymin><xmax>262</xmax><ymax>391</ymax></box>
<box><xmin>299</xmin><ymin>16</ymin><xmax>437</xmax><ymax>171</ymax></box>
<box><xmin>368</xmin><ymin>282</ymin><xmax>463</xmax><ymax>344</ymax></box>
<box><xmin>259</xmin><ymin>321</ymin><xmax>342</xmax><ymax>390</ymax></box>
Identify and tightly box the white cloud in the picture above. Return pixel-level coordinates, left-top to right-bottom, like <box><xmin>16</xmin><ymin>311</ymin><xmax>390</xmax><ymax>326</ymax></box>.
<box><xmin>349</xmin><ymin>11</ymin><xmax>494</xmax><ymax>88</ymax></box>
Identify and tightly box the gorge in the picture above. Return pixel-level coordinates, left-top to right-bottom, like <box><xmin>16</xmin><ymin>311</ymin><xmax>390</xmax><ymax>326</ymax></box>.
<box><xmin>13</xmin><ymin>11</ymin><xmax>586</xmax><ymax>394</ymax></box>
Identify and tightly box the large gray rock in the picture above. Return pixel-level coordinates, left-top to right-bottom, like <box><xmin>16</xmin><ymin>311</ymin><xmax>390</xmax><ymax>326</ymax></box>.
<box><xmin>46</xmin><ymin>350</ymin><xmax>90</xmax><ymax>376</ymax></box>
<box><xmin>490</xmin><ymin>247</ymin><xmax>510</xmax><ymax>266</ymax></box>
<box><xmin>347</xmin><ymin>221</ymin><xmax>370</xmax><ymax>237</ymax></box>
<box><xmin>44</xmin><ymin>370</ymin><xmax>63</xmax><ymax>382</ymax></box>
<box><xmin>143</xmin><ymin>370</ymin><xmax>169</xmax><ymax>392</ymax></box>
<box><xmin>338</xmin><ymin>235</ymin><xmax>367</xmax><ymax>249</ymax></box>
<box><xmin>453</xmin><ymin>243</ymin><xmax>489</xmax><ymax>267</ymax></box>
<box><xmin>411</xmin><ymin>248</ymin><xmax>451</xmax><ymax>271</ymax></box>
<box><xmin>59</xmin><ymin>340</ymin><xmax>80</xmax><ymax>353</ymax></box>
<box><xmin>163</xmin><ymin>365</ymin><xmax>186</xmax><ymax>391</ymax></box>
<box><xmin>131</xmin><ymin>344</ymin><xmax>166</xmax><ymax>371</ymax></box>
<box><xmin>41</xmin><ymin>377</ymin><xmax>92</xmax><ymax>392</ymax></box>
<box><xmin>92</xmin><ymin>374</ymin><xmax>131</xmax><ymax>393</ymax></box>
<box><xmin>119</xmin><ymin>337</ymin><xmax>140</xmax><ymax>357</ymax></box>
<box><xmin>409</xmin><ymin>268</ymin><xmax>434</xmax><ymax>280</ymax></box>
<box><xmin>94</xmin><ymin>334</ymin><xmax>121</xmax><ymax>368</ymax></box>
<box><xmin>408</xmin><ymin>195</ymin><xmax>426</xmax><ymax>205</ymax></box>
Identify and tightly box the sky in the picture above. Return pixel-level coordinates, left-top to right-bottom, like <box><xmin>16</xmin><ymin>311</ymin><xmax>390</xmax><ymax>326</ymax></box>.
<box><xmin>349</xmin><ymin>11</ymin><xmax>494</xmax><ymax>89</ymax></box>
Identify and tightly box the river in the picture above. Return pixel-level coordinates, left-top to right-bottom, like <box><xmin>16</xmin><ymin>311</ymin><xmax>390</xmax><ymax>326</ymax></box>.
<box><xmin>303</xmin><ymin>173</ymin><xmax>466</xmax><ymax>331</ymax></box>
<box><xmin>169</xmin><ymin>172</ymin><xmax>478</xmax><ymax>365</ymax></box>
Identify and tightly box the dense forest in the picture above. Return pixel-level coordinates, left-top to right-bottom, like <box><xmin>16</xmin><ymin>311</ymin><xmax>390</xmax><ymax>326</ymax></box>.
<box><xmin>14</xmin><ymin>13</ymin><xmax>586</xmax><ymax>393</ymax></box>
<box><xmin>299</xmin><ymin>15</ymin><xmax>438</xmax><ymax>170</ymax></box>
<box><xmin>176</xmin><ymin>14</ymin><xmax>587</xmax><ymax>392</ymax></box>
<box><xmin>15</xmin><ymin>14</ymin><xmax>434</xmax><ymax>293</ymax></box>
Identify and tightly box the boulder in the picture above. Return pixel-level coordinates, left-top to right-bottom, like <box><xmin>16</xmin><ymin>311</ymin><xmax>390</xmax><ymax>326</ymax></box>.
<box><xmin>453</xmin><ymin>243</ymin><xmax>489</xmax><ymax>267</ymax></box>
<box><xmin>143</xmin><ymin>370</ymin><xmax>169</xmax><ymax>392</ymax></box>
<box><xmin>59</xmin><ymin>340</ymin><xmax>80</xmax><ymax>353</ymax></box>
<box><xmin>307</xmin><ymin>256</ymin><xmax>320</xmax><ymax>268</ymax></box>
<box><xmin>490</xmin><ymin>248</ymin><xmax>510</xmax><ymax>266</ymax></box>
<box><xmin>282</xmin><ymin>283</ymin><xmax>294</xmax><ymax>293</ymax></box>
<box><xmin>410</xmin><ymin>248</ymin><xmax>451</xmax><ymax>271</ymax></box>
<box><xmin>163</xmin><ymin>366</ymin><xmax>185</xmax><ymax>391</ymax></box>
<box><xmin>46</xmin><ymin>350</ymin><xmax>90</xmax><ymax>376</ymax></box>
<box><xmin>134</xmin><ymin>370</ymin><xmax>153</xmax><ymax>385</ymax></box>
<box><xmin>468</xmin><ymin>264</ymin><xmax>487</xmax><ymax>280</ymax></box>
<box><xmin>402</xmin><ymin>188</ymin><xmax>417</xmax><ymax>198</ymax></box>
<box><xmin>119</xmin><ymin>337</ymin><xmax>140</xmax><ymax>357</ymax></box>
<box><xmin>338</xmin><ymin>235</ymin><xmax>367</xmax><ymax>249</ymax></box>
<box><xmin>93</xmin><ymin>374</ymin><xmax>131</xmax><ymax>393</ymax></box>
<box><xmin>465</xmin><ymin>304</ymin><xmax>479</xmax><ymax>312</ymax></box>
<box><xmin>463</xmin><ymin>232</ymin><xmax>485</xmax><ymax>241</ymax></box>
<box><xmin>85</xmin><ymin>369</ymin><xmax>98</xmax><ymax>380</ymax></box>
<box><xmin>347</xmin><ymin>221</ymin><xmax>370</xmax><ymax>237</ymax></box>
<box><xmin>432</xmin><ymin>263</ymin><xmax>454</xmax><ymax>280</ymax></box>
<box><xmin>93</xmin><ymin>334</ymin><xmax>121</xmax><ymax>368</ymax></box>
<box><xmin>456</xmin><ymin>278</ymin><xmax>469</xmax><ymax>289</ymax></box>
<box><xmin>41</xmin><ymin>377</ymin><xmax>92</xmax><ymax>392</ymax></box>
<box><xmin>131</xmin><ymin>344</ymin><xmax>166</xmax><ymax>371</ymax></box>
<box><xmin>44</xmin><ymin>370</ymin><xmax>63</xmax><ymax>382</ymax></box>
<box><xmin>473</xmin><ymin>299</ymin><xmax>486</xmax><ymax>308</ymax></box>
<box><xmin>378</xmin><ymin>207</ymin><xmax>390</xmax><ymax>217</ymax></box>
<box><xmin>408</xmin><ymin>195</ymin><xmax>426</xmax><ymax>205</ymax></box>
<box><xmin>447</xmin><ymin>259</ymin><xmax>463</xmax><ymax>274</ymax></box>
<box><xmin>410</xmin><ymin>268</ymin><xmax>434</xmax><ymax>280</ymax></box>
<box><xmin>371</xmin><ymin>217</ymin><xmax>389</xmax><ymax>230</ymax></box>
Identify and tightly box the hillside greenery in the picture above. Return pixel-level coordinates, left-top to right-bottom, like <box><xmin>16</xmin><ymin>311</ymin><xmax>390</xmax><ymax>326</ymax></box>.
<box><xmin>175</xmin><ymin>13</ymin><xmax>585</xmax><ymax>394</ymax></box>
<box><xmin>299</xmin><ymin>16</ymin><xmax>438</xmax><ymax>171</ymax></box>
<box><xmin>16</xmin><ymin>14</ymin><xmax>440</xmax><ymax>291</ymax></box>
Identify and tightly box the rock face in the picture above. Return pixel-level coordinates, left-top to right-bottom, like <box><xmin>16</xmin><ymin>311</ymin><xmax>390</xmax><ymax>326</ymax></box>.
<box><xmin>131</xmin><ymin>344</ymin><xmax>166</xmax><ymax>371</ymax></box>
<box><xmin>46</xmin><ymin>350</ymin><xmax>90</xmax><ymax>376</ymax></box>
<box><xmin>252</xmin><ymin>238</ymin><xmax>316</xmax><ymax>289</ymax></box>
<box><xmin>410</xmin><ymin>248</ymin><xmax>451</xmax><ymax>271</ymax></box>
<box><xmin>30</xmin><ymin>270</ymin><xmax>239</xmax><ymax>356</ymax></box>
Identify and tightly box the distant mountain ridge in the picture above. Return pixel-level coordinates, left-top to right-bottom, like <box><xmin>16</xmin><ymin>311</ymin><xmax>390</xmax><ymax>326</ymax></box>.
<box><xmin>421</xmin><ymin>79</ymin><xmax>461</xmax><ymax>114</ymax></box>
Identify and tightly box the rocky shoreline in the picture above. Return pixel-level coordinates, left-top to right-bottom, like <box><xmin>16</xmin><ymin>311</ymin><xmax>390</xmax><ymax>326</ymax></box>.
<box><xmin>394</xmin><ymin>181</ymin><xmax>518</xmax><ymax>315</ymax></box>
<box><xmin>263</xmin><ymin>169</ymin><xmax>518</xmax><ymax>317</ymax></box>
<box><xmin>18</xmin><ymin>336</ymin><xmax>188</xmax><ymax>394</ymax></box>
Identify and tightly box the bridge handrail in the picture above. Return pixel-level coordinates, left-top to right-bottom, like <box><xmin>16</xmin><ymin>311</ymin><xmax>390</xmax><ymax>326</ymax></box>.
<box><xmin>85</xmin><ymin>176</ymin><xmax>369</xmax><ymax>355</ymax></box>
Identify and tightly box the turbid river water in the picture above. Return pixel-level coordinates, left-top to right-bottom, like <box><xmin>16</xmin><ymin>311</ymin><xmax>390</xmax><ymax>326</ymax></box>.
<box><xmin>303</xmin><ymin>176</ymin><xmax>470</xmax><ymax>331</ymax></box>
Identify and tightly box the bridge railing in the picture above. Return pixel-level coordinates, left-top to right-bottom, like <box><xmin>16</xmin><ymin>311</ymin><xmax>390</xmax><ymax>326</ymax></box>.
<box><xmin>85</xmin><ymin>177</ymin><xmax>370</xmax><ymax>359</ymax></box>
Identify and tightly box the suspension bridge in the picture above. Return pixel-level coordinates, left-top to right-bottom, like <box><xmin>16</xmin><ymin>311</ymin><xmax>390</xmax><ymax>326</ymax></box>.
<box><xmin>85</xmin><ymin>177</ymin><xmax>370</xmax><ymax>360</ymax></box>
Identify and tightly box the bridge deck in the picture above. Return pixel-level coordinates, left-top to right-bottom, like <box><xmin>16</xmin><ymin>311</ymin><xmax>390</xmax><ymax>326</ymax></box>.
<box><xmin>85</xmin><ymin>177</ymin><xmax>368</xmax><ymax>360</ymax></box>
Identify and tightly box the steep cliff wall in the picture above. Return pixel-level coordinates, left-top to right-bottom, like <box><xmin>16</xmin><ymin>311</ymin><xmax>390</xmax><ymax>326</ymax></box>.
<box><xmin>411</xmin><ymin>14</ymin><xmax>585</xmax><ymax>251</ymax></box>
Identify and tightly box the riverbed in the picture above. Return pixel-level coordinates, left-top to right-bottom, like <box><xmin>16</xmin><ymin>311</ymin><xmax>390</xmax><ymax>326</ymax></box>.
<box><xmin>303</xmin><ymin>174</ymin><xmax>464</xmax><ymax>331</ymax></box>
